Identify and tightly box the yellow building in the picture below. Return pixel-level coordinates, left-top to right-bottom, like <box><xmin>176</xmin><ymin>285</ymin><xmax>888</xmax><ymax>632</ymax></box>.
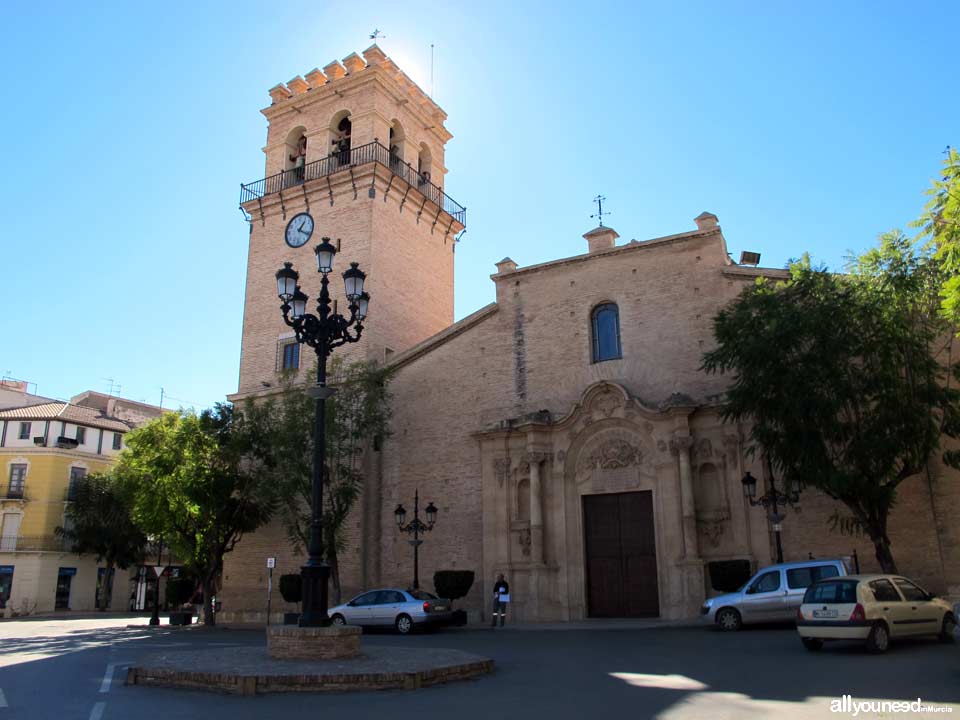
<box><xmin>0</xmin><ymin>390</ymin><xmax>162</xmax><ymax>614</ymax></box>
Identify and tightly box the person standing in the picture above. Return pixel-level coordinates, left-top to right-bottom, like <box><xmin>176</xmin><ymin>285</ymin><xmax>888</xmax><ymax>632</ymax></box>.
<box><xmin>491</xmin><ymin>573</ymin><xmax>509</xmax><ymax>627</ymax></box>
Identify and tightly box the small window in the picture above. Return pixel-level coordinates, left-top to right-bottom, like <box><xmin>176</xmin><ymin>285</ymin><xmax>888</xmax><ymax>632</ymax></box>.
<box><xmin>591</xmin><ymin>303</ymin><xmax>622</xmax><ymax>362</ymax></box>
<box><xmin>281</xmin><ymin>341</ymin><xmax>300</xmax><ymax>370</ymax></box>
<box><xmin>67</xmin><ymin>467</ymin><xmax>87</xmax><ymax>501</ymax></box>
<box><xmin>751</xmin><ymin>571</ymin><xmax>781</xmax><ymax>593</ymax></box>
<box><xmin>75</xmin><ymin>427</ymin><xmax>86</xmax><ymax>445</ymax></box>
<box><xmin>870</xmin><ymin>579</ymin><xmax>901</xmax><ymax>602</ymax></box>
<box><xmin>112</xmin><ymin>433</ymin><xmax>122</xmax><ymax>451</ymax></box>
<box><xmin>802</xmin><ymin>580</ymin><xmax>859</xmax><ymax>604</ymax></box>
<box><xmin>7</xmin><ymin>464</ymin><xmax>26</xmax><ymax>498</ymax></box>
<box><xmin>18</xmin><ymin>422</ymin><xmax>31</xmax><ymax>440</ymax></box>
<box><xmin>893</xmin><ymin>578</ymin><xmax>927</xmax><ymax>602</ymax></box>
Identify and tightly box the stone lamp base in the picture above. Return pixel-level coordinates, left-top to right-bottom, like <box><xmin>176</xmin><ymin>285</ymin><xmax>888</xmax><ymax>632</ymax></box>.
<box><xmin>267</xmin><ymin>625</ymin><xmax>362</xmax><ymax>660</ymax></box>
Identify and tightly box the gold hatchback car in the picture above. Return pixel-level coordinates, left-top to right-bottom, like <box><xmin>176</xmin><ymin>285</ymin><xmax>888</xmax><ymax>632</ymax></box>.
<box><xmin>796</xmin><ymin>574</ymin><xmax>957</xmax><ymax>653</ymax></box>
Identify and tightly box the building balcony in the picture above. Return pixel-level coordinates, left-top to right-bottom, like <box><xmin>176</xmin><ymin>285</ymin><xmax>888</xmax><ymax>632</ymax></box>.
<box><xmin>0</xmin><ymin>535</ymin><xmax>66</xmax><ymax>552</ymax></box>
<box><xmin>3</xmin><ymin>489</ymin><xmax>25</xmax><ymax>501</ymax></box>
<box><xmin>239</xmin><ymin>140</ymin><xmax>467</xmax><ymax>227</ymax></box>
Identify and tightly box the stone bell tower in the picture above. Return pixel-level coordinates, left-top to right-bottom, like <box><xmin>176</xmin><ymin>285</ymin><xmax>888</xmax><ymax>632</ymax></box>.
<box><xmin>231</xmin><ymin>45</ymin><xmax>465</xmax><ymax>400</ymax></box>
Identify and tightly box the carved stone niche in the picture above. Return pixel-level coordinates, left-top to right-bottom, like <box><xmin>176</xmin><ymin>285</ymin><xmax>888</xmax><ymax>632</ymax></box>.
<box><xmin>493</xmin><ymin>458</ymin><xmax>511</xmax><ymax>488</ymax></box>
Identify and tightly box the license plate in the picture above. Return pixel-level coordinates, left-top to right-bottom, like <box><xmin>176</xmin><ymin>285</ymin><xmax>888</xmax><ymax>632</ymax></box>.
<box><xmin>433</xmin><ymin>605</ymin><xmax>448</xmax><ymax>612</ymax></box>
<box><xmin>812</xmin><ymin>608</ymin><xmax>838</xmax><ymax>619</ymax></box>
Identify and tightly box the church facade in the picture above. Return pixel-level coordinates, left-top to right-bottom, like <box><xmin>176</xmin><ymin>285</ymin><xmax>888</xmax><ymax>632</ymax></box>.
<box><xmin>221</xmin><ymin>47</ymin><xmax>960</xmax><ymax>623</ymax></box>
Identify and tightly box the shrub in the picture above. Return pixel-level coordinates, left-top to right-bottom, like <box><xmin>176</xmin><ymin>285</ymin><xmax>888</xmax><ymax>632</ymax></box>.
<box><xmin>279</xmin><ymin>574</ymin><xmax>302</xmax><ymax>604</ymax></box>
<box><xmin>433</xmin><ymin>570</ymin><xmax>475</xmax><ymax>604</ymax></box>
<box><xmin>165</xmin><ymin>577</ymin><xmax>196</xmax><ymax>609</ymax></box>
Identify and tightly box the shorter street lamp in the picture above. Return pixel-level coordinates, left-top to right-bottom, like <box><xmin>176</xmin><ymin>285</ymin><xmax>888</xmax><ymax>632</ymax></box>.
<box><xmin>741</xmin><ymin>462</ymin><xmax>800</xmax><ymax>564</ymax></box>
<box><xmin>149</xmin><ymin>536</ymin><xmax>164</xmax><ymax>626</ymax></box>
<box><xmin>394</xmin><ymin>490</ymin><xmax>438</xmax><ymax>590</ymax></box>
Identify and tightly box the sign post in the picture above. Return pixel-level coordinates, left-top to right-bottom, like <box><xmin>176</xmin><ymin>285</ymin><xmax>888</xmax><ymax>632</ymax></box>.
<box><xmin>266</xmin><ymin>557</ymin><xmax>276</xmax><ymax>626</ymax></box>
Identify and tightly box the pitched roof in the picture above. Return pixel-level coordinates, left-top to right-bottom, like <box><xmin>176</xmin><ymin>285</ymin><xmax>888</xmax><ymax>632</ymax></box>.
<box><xmin>0</xmin><ymin>402</ymin><xmax>133</xmax><ymax>433</ymax></box>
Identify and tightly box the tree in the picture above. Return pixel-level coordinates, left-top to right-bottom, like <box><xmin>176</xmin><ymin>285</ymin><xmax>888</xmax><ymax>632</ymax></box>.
<box><xmin>116</xmin><ymin>404</ymin><xmax>277</xmax><ymax>625</ymax></box>
<box><xmin>917</xmin><ymin>147</ymin><xmax>960</xmax><ymax>325</ymax></box>
<box><xmin>703</xmin><ymin>236</ymin><xmax>960</xmax><ymax>573</ymax></box>
<box><xmin>245</xmin><ymin>358</ymin><xmax>394</xmax><ymax>603</ymax></box>
<box><xmin>56</xmin><ymin>472</ymin><xmax>146</xmax><ymax>611</ymax></box>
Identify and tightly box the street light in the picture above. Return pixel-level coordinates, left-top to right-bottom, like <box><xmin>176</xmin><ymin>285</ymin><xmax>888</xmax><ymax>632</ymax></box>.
<box><xmin>394</xmin><ymin>490</ymin><xmax>438</xmax><ymax>590</ymax></box>
<box><xmin>275</xmin><ymin>237</ymin><xmax>369</xmax><ymax>627</ymax></box>
<box><xmin>741</xmin><ymin>461</ymin><xmax>800</xmax><ymax>564</ymax></box>
<box><xmin>149</xmin><ymin>536</ymin><xmax>163</xmax><ymax>626</ymax></box>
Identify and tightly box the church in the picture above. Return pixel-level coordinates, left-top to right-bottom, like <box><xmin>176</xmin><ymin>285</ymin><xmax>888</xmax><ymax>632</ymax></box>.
<box><xmin>221</xmin><ymin>46</ymin><xmax>959</xmax><ymax>623</ymax></box>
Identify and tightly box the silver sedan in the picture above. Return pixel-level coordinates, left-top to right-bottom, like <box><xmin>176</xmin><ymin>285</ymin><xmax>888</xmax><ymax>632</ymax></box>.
<box><xmin>328</xmin><ymin>588</ymin><xmax>453</xmax><ymax>634</ymax></box>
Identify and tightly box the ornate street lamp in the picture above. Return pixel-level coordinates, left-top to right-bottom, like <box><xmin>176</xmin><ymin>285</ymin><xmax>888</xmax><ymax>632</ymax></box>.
<box><xmin>741</xmin><ymin>461</ymin><xmax>800</xmax><ymax>564</ymax></box>
<box><xmin>275</xmin><ymin>238</ymin><xmax>369</xmax><ymax>627</ymax></box>
<box><xmin>394</xmin><ymin>490</ymin><xmax>438</xmax><ymax>590</ymax></box>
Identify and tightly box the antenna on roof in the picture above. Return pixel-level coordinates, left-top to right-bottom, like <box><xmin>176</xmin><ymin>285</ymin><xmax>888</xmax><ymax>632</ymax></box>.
<box><xmin>370</xmin><ymin>28</ymin><xmax>386</xmax><ymax>40</ymax></box>
<box><xmin>591</xmin><ymin>195</ymin><xmax>610</xmax><ymax>227</ymax></box>
<box><xmin>430</xmin><ymin>43</ymin><xmax>435</xmax><ymax>98</ymax></box>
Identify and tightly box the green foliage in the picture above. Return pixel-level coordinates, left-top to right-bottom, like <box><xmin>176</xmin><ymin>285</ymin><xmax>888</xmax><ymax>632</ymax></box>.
<box><xmin>703</xmin><ymin>234</ymin><xmax>960</xmax><ymax>573</ymax></box>
<box><xmin>278</xmin><ymin>574</ymin><xmax>302</xmax><ymax>604</ymax></box>
<box><xmin>433</xmin><ymin>570</ymin><xmax>475</xmax><ymax>603</ymax></box>
<box><xmin>243</xmin><ymin>358</ymin><xmax>395</xmax><ymax>602</ymax></box>
<box><xmin>915</xmin><ymin>147</ymin><xmax>960</xmax><ymax>325</ymax></box>
<box><xmin>56</xmin><ymin>472</ymin><xmax>146</xmax><ymax>610</ymax></box>
<box><xmin>115</xmin><ymin>404</ymin><xmax>278</xmax><ymax>624</ymax></box>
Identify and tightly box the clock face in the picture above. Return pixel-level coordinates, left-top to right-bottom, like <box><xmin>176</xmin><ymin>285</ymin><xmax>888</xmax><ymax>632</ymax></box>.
<box><xmin>285</xmin><ymin>213</ymin><xmax>314</xmax><ymax>248</ymax></box>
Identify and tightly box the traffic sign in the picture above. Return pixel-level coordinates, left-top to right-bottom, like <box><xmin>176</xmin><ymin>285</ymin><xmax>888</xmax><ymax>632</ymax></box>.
<box><xmin>266</xmin><ymin>557</ymin><xmax>276</xmax><ymax>569</ymax></box>
<box><xmin>152</xmin><ymin>566</ymin><xmax>164</xmax><ymax>577</ymax></box>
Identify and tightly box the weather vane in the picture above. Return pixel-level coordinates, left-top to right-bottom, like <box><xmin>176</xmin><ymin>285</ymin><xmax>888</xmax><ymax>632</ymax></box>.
<box><xmin>370</xmin><ymin>28</ymin><xmax>386</xmax><ymax>40</ymax></box>
<box><xmin>591</xmin><ymin>194</ymin><xmax>610</xmax><ymax>227</ymax></box>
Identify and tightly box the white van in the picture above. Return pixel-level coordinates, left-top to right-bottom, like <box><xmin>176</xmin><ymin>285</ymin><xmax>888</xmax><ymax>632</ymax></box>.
<box><xmin>701</xmin><ymin>558</ymin><xmax>851</xmax><ymax>631</ymax></box>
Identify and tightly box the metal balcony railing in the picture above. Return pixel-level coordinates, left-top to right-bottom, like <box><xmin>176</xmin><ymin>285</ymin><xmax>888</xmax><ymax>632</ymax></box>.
<box><xmin>240</xmin><ymin>140</ymin><xmax>467</xmax><ymax>226</ymax></box>
<box><xmin>0</xmin><ymin>535</ymin><xmax>66</xmax><ymax>552</ymax></box>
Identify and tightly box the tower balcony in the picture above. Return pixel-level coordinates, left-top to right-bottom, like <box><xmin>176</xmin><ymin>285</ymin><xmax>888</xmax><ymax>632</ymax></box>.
<box><xmin>239</xmin><ymin>140</ymin><xmax>466</xmax><ymax>227</ymax></box>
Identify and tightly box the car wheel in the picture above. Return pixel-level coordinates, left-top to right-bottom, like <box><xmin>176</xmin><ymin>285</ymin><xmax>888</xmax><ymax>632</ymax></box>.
<box><xmin>331</xmin><ymin>614</ymin><xmax>346</xmax><ymax>626</ymax></box>
<box><xmin>938</xmin><ymin>613</ymin><xmax>956</xmax><ymax>643</ymax></box>
<box><xmin>716</xmin><ymin>608</ymin><xmax>742</xmax><ymax>632</ymax></box>
<box><xmin>395</xmin><ymin>614</ymin><xmax>414</xmax><ymax>634</ymax></box>
<box><xmin>801</xmin><ymin>637</ymin><xmax>823</xmax><ymax>652</ymax></box>
<box><xmin>866</xmin><ymin>622</ymin><xmax>889</xmax><ymax>654</ymax></box>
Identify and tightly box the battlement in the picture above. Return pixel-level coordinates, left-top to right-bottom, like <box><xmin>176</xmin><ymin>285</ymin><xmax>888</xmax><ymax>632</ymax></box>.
<box><xmin>264</xmin><ymin>44</ymin><xmax>447</xmax><ymax>125</ymax></box>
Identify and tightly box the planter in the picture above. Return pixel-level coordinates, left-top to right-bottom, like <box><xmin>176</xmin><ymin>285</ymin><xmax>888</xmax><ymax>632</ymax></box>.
<box><xmin>283</xmin><ymin>612</ymin><xmax>300</xmax><ymax>626</ymax></box>
<box><xmin>169</xmin><ymin>611</ymin><xmax>194</xmax><ymax>626</ymax></box>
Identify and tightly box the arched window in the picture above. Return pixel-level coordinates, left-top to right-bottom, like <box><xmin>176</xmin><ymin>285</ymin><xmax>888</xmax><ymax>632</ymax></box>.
<box><xmin>591</xmin><ymin>303</ymin><xmax>622</xmax><ymax>362</ymax></box>
<box><xmin>284</xmin><ymin>126</ymin><xmax>307</xmax><ymax>184</ymax></box>
<box><xmin>417</xmin><ymin>142</ymin><xmax>432</xmax><ymax>185</ymax></box>
<box><xmin>329</xmin><ymin>111</ymin><xmax>352</xmax><ymax>166</ymax></box>
<box><xmin>389</xmin><ymin>119</ymin><xmax>405</xmax><ymax>173</ymax></box>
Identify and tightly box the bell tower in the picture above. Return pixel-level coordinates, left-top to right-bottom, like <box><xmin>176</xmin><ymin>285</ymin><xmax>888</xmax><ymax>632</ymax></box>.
<box><xmin>232</xmin><ymin>45</ymin><xmax>465</xmax><ymax>399</ymax></box>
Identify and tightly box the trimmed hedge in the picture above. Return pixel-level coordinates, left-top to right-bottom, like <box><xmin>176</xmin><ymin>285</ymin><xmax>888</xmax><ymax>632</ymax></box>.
<box><xmin>433</xmin><ymin>570</ymin><xmax>475</xmax><ymax>603</ymax></box>
<box><xmin>279</xmin><ymin>574</ymin><xmax>302</xmax><ymax>604</ymax></box>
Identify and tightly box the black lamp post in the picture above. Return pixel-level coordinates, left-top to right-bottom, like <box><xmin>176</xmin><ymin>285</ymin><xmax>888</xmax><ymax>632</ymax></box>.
<box><xmin>276</xmin><ymin>237</ymin><xmax>369</xmax><ymax>627</ymax></box>
<box><xmin>394</xmin><ymin>490</ymin><xmax>438</xmax><ymax>590</ymax></box>
<box><xmin>149</xmin><ymin>536</ymin><xmax>163</xmax><ymax>626</ymax></box>
<box><xmin>741</xmin><ymin>460</ymin><xmax>800</xmax><ymax>564</ymax></box>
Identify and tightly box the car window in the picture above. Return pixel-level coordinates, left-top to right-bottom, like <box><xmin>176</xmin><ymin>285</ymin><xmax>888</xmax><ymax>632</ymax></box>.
<box><xmin>893</xmin><ymin>578</ymin><xmax>927</xmax><ymax>602</ymax></box>
<box><xmin>408</xmin><ymin>589</ymin><xmax>437</xmax><ymax>600</ymax></box>
<box><xmin>870</xmin><ymin>579</ymin><xmax>901</xmax><ymax>602</ymax></box>
<box><xmin>352</xmin><ymin>591</ymin><xmax>378</xmax><ymax>606</ymax></box>
<box><xmin>384</xmin><ymin>591</ymin><xmax>406</xmax><ymax>603</ymax></box>
<box><xmin>786</xmin><ymin>567</ymin><xmax>813</xmax><ymax>589</ymax></box>
<box><xmin>803</xmin><ymin>580</ymin><xmax>859</xmax><ymax>604</ymax></box>
<box><xmin>751</xmin><ymin>571</ymin><xmax>781</xmax><ymax>593</ymax></box>
<box><xmin>814</xmin><ymin>565</ymin><xmax>839</xmax><ymax>581</ymax></box>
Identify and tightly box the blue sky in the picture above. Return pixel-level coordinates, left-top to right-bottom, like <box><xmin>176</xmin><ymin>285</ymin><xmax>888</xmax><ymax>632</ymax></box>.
<box><xmin>1</xmin><ymin>1</ymin><xmax>955</xmax><ymax>409</ymax></box>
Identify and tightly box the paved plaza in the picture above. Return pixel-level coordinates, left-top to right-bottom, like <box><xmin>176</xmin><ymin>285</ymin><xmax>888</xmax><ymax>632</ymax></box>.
<box><xmin>0</xmin><ymin>616</ymin><xmax>956</xmax><ymax>719</ymax></box>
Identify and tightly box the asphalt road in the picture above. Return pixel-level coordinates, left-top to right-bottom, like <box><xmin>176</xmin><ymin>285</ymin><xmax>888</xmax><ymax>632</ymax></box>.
<box><xmin>0</xmin><ymin>616</ymin><xmax>957</xmax><ymax>720</ymax></box>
